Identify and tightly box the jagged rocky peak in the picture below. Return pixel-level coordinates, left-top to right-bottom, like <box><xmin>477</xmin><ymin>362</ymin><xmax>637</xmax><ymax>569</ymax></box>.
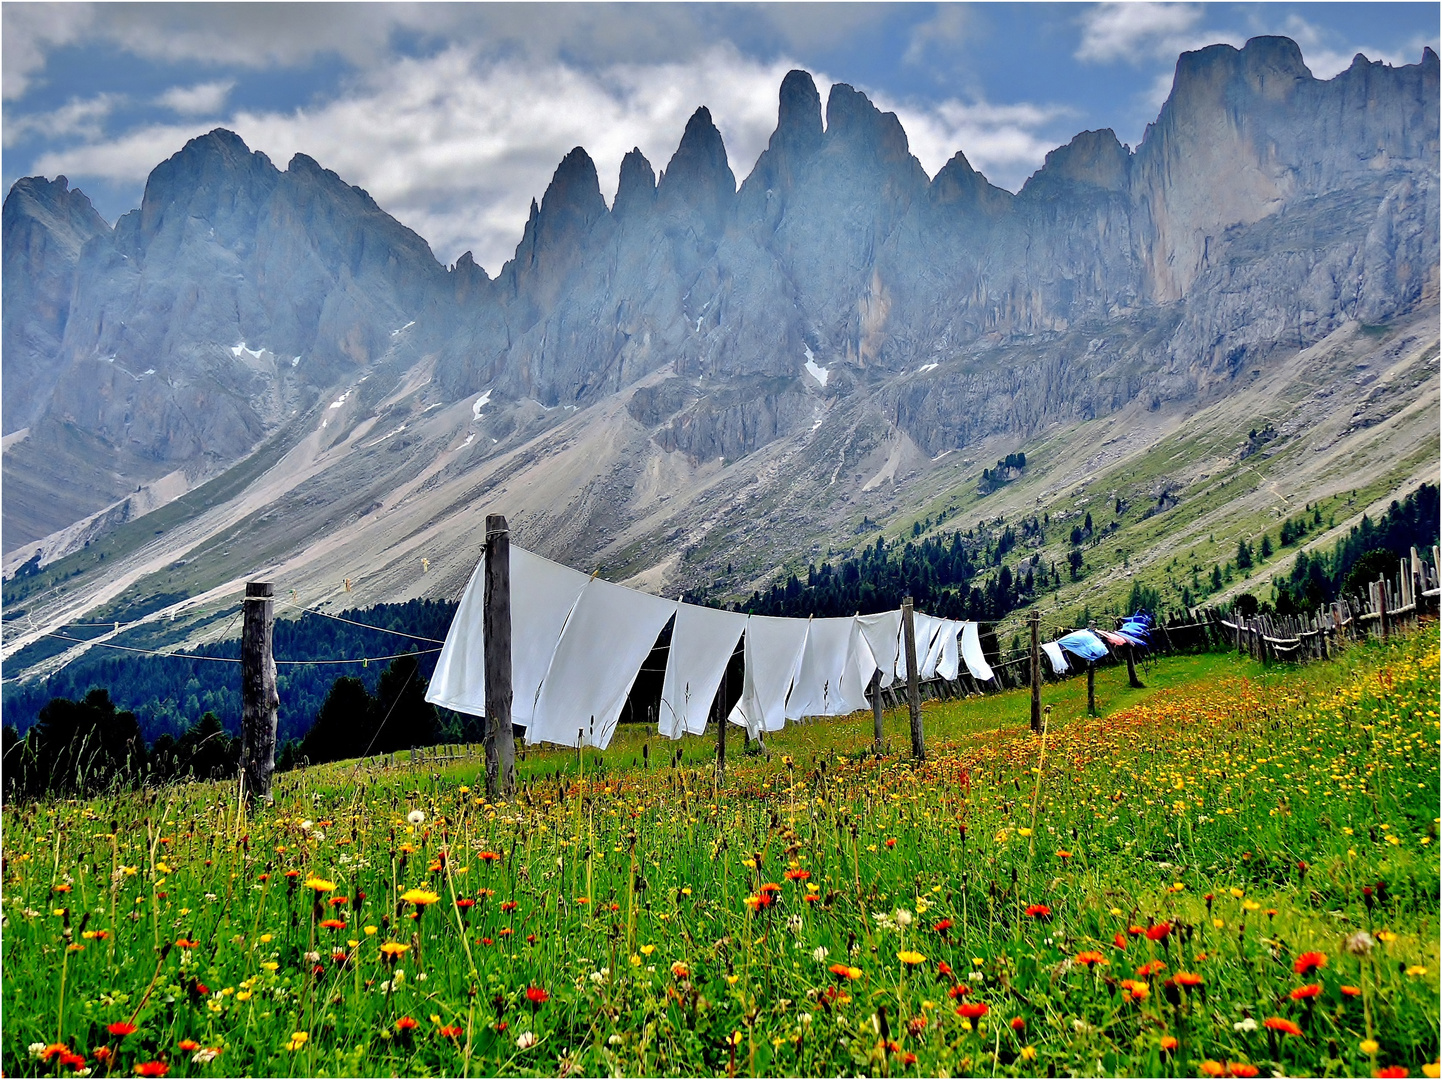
<box><xmin>133</xmin><ymin>128</ymin><xmax>278</xmax><ymax>253</ymax></box>
<box><xmin>4</xmin><ymin>174</ymin><xmax>110</xmax><ymax>239</ymax></box>
<box><xmin>1022</xmin><ymin>129</ymin><xmax>1131</xmax><ymax>196</ymax></box>
<box><xmin>824</xmin><ymin>82</ymin><xmax>911</xmax><ymax>163</ymax></box>
<box><xmin>775</xmin><ymin>69</ymin><xmax>825</xmax><ymax>155</ymax></box>
<box><xmin>539</xmin><ymin>146</ymin><xmax>607</xmax><ymax>225</ymax></box>
<box><xmin>657</xmin><ymin>106</ymin><xmax>736</xmax><ymax>228</ymax></box>
<box><xmin>613</xmin><ymin>148</ymin><xmax>657</xmax><ymax>219</ymax></box>
<box><xmin>929</xmin><ymin>150</ymin><xmax>1013</xmax><ymax>213</ymax></box>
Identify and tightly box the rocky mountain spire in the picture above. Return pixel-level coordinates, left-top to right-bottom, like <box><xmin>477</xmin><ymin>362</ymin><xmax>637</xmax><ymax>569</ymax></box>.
<box><xmin>657</xmin><ymin>106</ymin><xmax>735</xmax><ymax>233</ymax></box>
<box><xmin>612</xmin><ymin>148</ymin><xmax>657</xmax><ymax>221</ymax></box>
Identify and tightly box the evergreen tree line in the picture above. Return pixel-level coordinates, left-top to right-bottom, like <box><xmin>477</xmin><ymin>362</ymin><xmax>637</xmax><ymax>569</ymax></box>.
<box><xmin>711</xmin><ymin>516</ymin><xmax>1060</xmax><ymax>621</ymax></box>
<box><xmin>1</xmin><ymin>598</ymin><xmax>458</xmax><ymax>744</ymax></box>
<box><xmin>1262</xmin><ymin>483</ymin><xmax>1439</xmax><ymax>615</ymax></box>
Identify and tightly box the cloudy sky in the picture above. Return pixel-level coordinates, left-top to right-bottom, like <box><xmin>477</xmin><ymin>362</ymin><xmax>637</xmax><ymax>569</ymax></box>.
<box><xmin>4</xmin><ymin>2</ymin><xmax>1436</xmax><ymax>272</ymax></box>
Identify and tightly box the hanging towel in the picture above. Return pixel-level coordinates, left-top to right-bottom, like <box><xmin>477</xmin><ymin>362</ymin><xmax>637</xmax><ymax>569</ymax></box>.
<box><xmin>920</xmin><ymin>614</ymin><xmax>952</xmax><ymax>679</ymax></box>
<box><xmin>1056</xmin><ymin>630</ymin><xmax>1109</xmax><ymax>662</ymax></box>
<box><xmin>960</xmin><ymin>621</ymin><xmax>996</xmax><ymax>682</ymax></box>
<box><xmin>787</xmin><ymin>617</ymin><xmax>861</xmax><ymax>719</ymax></box>
<box><xmin>1095</xmin><ymin>629</ymin><xmax>1130</xmax><ymax>649</ymax></box>
<box><xmin>427</xmin><ymin>546</ymin><xmax>590</xmax><ymax>725</ymax></box>
<box><xmin>894</xmin><ymin>612</ymin><xmax>942</xmax><ymax>682</ymax></box>
<box><xmin>730</xmin><ymin>615</ymin><xmax>809</xmax><ymax>739</ymax></box>
<box><xmin>1041</xmin><ymin>640</ymin><xmax>1070</xmax><ymax>675</ymax></box>
<box><xmin>527</xmin><ymin>576</ymin><xmax>678</xmax><ymax>749</ymax></box>
<box><xmin>837</xmin><ymin>617</ymin><xmax>880</xmax><ymax>710</ymax></box>
<box><xmin>659</xmin><ymin>603</ymin><xmax>747</xmax><ymax>739</ymax></box>
<box><xmin>856</xmin><ymin>611</ymin><xmax>903</xmax><ymax>688</ymax></box>
<box><xmin>937</xmin><ymin>621</ymin><xmax>961</xmax><ymax>681</ymax></box>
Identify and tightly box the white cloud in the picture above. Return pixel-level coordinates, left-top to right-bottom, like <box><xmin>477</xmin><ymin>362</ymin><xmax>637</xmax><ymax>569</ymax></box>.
<box><xmin>2</xmin><ymin>92</ymin><xmax>121</xmax><ymax>148</ymax></box>
<box><xmin>155</xmin><ymin>80</ymin><xmax>235</xmax><ymax>116</ymax></box>
<box><xmin>34</xmin><ymin>43</ymin><xmax>810</xmax><ymax>272</ymax></box>
<box><xmin>1275</xmin><ymin>14</ymin><xmax>1433</xmax><ymax>80</ymax></box>
<box><xmin>1075</xmin><ymin>2</ymin><xmax>1208</xmax><ymax>64</ymax></box>
<box><xmin>2</xmin><ymin>2</ymin><xmax>95</xmax><ymax>99</ymax></box>
<box><xmin>884</xmin><ymin>97</ymin><xmax>1074</xmax><ymax>191</ymax></box>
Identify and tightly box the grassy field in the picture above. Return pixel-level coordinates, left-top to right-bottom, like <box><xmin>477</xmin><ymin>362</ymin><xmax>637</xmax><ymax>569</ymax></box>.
<box><xmin>4</xmin><ymin>630</ymin><xmax>1438</xmax><ymax>1077</ymax></box>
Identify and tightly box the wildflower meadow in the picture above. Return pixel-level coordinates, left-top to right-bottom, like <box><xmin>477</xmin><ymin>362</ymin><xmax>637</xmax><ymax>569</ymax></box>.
<box><xmin>4</xmin><ymin>630</ymin><xmax>1438</xmax><ymax>1078</ymax></box>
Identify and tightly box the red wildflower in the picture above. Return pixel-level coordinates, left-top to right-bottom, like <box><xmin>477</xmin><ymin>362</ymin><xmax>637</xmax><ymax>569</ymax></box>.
<box><xmin>948</xmin><ymin>985</ymin><xmax>972</xmax><ymax>999</ymax></box>
<box><xmin>1009</xmin><ymin>1017</ymin><xmax>1025</xmax><ymax>1032</ymax></box>
<box><xmin>1263</xmin><ymin>1017</ymin><xmax>1303</xmax><ymax>1036</ymax></box>
<box><xmin>1134</xmin><ymin>960</ymin><xmax>1166</xmax><ymax>976</ymax></box>
<box><xmin>455</xmin><ymin>899</ymin><xmax>475</xmax><ymax>910</ymax></box>
<box><xmin>1228</xmin><ymin>1064</ymin><xmax>1261</xmax><ymax>1078</ymax></box>
<box><xmin>1293</xmin><ymin>951</ymin><xmax>1327</xmax><ymax>975</ymax></box>
<box><xmin>480</xmin><ymin>937</ymin><xmax>494</xmax><ymax>946</ymax></box>
<box><xmin>1113</xmin><ymin>932</ymin><xmax>1127</xmax><ymax>949</ymax></box>
<box><xmin>1374</xmin><ymin>1068</ymin><xmax>1409</xmax><ymax>1078</ymax></box>
<box><xmin>500</xmin><ymin>900</ymin><xmax>518</xmax><ymax>913</ymax></box>
<box><xmin>1340</xmin><ymin>985</ymin><xmax>1362</xmax><ymax>997</ymax></box>
<box><xmin>1145</xmin><ymin>922</ymin><xmax>1172</xmax><ymax>942</ymax></box>
<box><xmin>1290</xmin><ymin>983</ymin><xmax>1323</xmax><ymax>1000</ymax></box>
<box><xmin>396</xmin><ymin>1016</ymin><xmax>419</xmax><ymax>1031</ymax></box>
<box><xmin>319</xmin><ymin>919</ymin><xmax>346</xmax><ymax>930</ymax></box>
<box><xmin>525</xmin><ymin>986</ymin><xmax>549</xmax><ymax>1006</ymax></box>
<box><xmin>438</xmin><ymin>1025</ymin><xmax>463</xmax><ymax>1038</ymax></box>
<box><xmin>134</xmin><ymin>1063</ymin><xmax>169</xmax><ymax>1078</ymax></box>
<box><xmin>885</xmin><ymin>838</ymin><xmax>897</xmax><ymax>848</ymax></box>
<box><xmin>177</xmin><ymin>1041</ymin><xmax>200</xmax><ymax>1052</ymax></box>
<box><xmin>936</xmin><ymin>959</ymin><xmax>954</xmax><ymax>978</ymax></box>
<box><xmin>955</xmin><ymin>1002</ymin><xmax>989</xmax><ymax>1019</ymax></box>
<box><xmin>108</xmin><ymin>1022</ymin><xmax>138</xmax><ymax>1037</ymax></box>
<box><xmin>784</xmin><ymin>869</ymin><xmax>810</xmax><ymax>882</ymax></box>
<box><xmin>933</xmin><ymin>919</ymin><xmax>953</xmax><ymax>936</ymax></box>
<box><xmin>1025</xmin><ymin>904</ymin><xmax>1051</xmax><ymax>919</ymax></box>
<box><xmin>1075</xmin><ymin>951</ymin><xmax>1108</xmax><ymax>967</ymax></box>
<box><xmin>59</xmin><ymin>1051</ymin><xmax>86</xmax><ymax>1070</ymax></box>
<box><xmin>899</xmin><ymin>1051</ymin><xmax>917</xmax><ymax>1066</ymax></box>
<box><xmin>478</xmin><ymin>851</ymin><xmax>501</xmax><ymax>862</ymax></box>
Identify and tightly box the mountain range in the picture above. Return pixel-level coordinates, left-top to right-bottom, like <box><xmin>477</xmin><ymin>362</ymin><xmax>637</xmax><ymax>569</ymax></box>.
<box><xmin>2</xmin><ymin>35</ymin><xmax>1438</xmax><ymax>678</ymax></box>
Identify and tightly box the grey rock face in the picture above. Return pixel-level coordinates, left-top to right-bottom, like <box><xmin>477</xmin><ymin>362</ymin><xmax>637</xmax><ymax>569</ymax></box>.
<box><xmin>3</xmin><ymin>37</ymin><xmax>1437</xmax><ymax>553</ymax></box>
<box><xmin>2</xmin><ymin>176</ymin><xmax>111</xmax><ymax>432</ymax></box>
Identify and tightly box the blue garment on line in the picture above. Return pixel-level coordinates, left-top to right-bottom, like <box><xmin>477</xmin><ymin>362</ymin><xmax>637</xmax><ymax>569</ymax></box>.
<box><xmin>1056</xmin><ymin>630</ymin><xmax>1109</xmax><ymax>662</ymax></box>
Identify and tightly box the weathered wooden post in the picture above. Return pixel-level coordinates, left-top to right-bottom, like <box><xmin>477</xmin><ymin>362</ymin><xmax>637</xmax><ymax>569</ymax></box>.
<box><xmin>1087</xmin><ymin>661</ymin><xmax>1097</xmax><ymax>717</ymax></box>
<box><xmin>901</xmin><ymin>598</ymin><xmax>924</xmax><ymax>760</ymax></box>
<box><xmin>1124</xmin><ymin>640</ymin><xmax>1145</xmax><ymax>688</ymax></box>
<box><xmin>240</xmin><ymin>581</ymin><xmax>279</xmax><ymax>803</ymax></box>
<box><xmin>1377</xmin><ymin>576</ymin><xmax>1389</xmax><ymax>643</ymax></box>
<box><xmin>483</xmin><ymin>515</ymin><xmax>517</xmax><ymax>799</ymax></box>
<box><xmin>871</xmin><ymin>670</ymin><xmax>884</xmax><ymax>751</ymax></box>
<box><xmin>1029</xmin><ymin>609</ymin><xmax>1042</xmax><ymax>734</ymax></box>
<box><xmin>715</xmin><ymin>665</ymin><xmax>728</xmax><ymax>785</ymax></box>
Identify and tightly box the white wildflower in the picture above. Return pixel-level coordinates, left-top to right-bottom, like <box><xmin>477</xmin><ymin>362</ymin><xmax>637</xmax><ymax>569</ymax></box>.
<box><xmin>300</xmin><ymin>820</ymin><xmax>313</xmax><ymax>831</ymax></box>
<box><xmin>590</xmin><ymin>967</ymin><xmax>609</xmax><ymax>985</ymax></box>
<box><xmin>1233</xmin><ymin>1017</ymin><xmax>1258</xmax><ymax>1033</ymax></box>
<box><xmin>787</xmin><ymin>914</ymin><xmax>804</xmax><ymax>936</ymax></box>
<box><xmin>407</xmin><ymin>810</ymin><xmax>426</xmax><ymax>825</ymax></box>
<box><xmin>191</xmin><ymin>1048</ymin><xmax>221</xmax><ymax>1065</ymax></box>
<box><xmin>516</xmin><ymin>1030</ymin><xmax>537</xmax><ymax>1050</ymax></box>
<box><xmin>894</xmin><ymin>908</ymin><xmax>913</xmax><ymax>929</ymax></box>
<box><xmin>812</xmin><ymin>946</ymin><xmax>830</xmax><ymax>963</ymax></box>
<box><xmin>29</xmin><ymin>1043</ymin><xmax>47</xmax><ymax>1059</ymax></box>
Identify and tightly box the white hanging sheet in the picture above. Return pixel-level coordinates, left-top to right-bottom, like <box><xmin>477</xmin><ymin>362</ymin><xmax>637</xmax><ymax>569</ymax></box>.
<box><xmin>426</xmin><ymin>546</ymin><xmax>590</xmax><ymax>724</ymax></box>
<box><xmin>896</xmin><ymin>612</ymin><xmax>943</xmax><ymax>681</ymax></box>
<box><xmin>786</xmin><ymin>617</ymin><xmax>862</xmax><ymax>719</ymax></box>
<box><xmin>729</xmin><ymin>615</ymin><xmax>809</xmax><ymax>739</ymax></box>
<box><xmin>1041</xmin><ymin>640</ymin><xmax>1070</xmax><ymax>675</ymax></box>
<box><xmin>838</xmin><ymin>618</ymin><xmax>879</xmax><ymax>709</ymax></box>
<box><xmin>527</xmin><ymin>576</ymin><xmax>678</xmax><ymax>749</ymax></box>
<box><xmin>960</xmin><ymin>620</ymin><xmax>996</xmax><ymax>682</ymax></box>
<box><xmin>936</xmin><ymin>620</ymin><xmax>962</xmax><ymax>681</ymax></box>
<box><xmin>856</xmin><ymin>611</ymin><xmax>903</xmax><ymax>688</ymax></box>
<box><xmin>920</xmin><ymin>614</ymin><xmax>951</xmax><ymax>679</ymax></box>
<box><xmin>659</xmin><ymin>603</ymin><xmax>748</xmax><ymax>738</ymax></box>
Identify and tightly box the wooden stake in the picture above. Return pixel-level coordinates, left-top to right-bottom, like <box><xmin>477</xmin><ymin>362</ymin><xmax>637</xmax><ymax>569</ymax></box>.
<box><xmin>240</xmin><ymin>581</ymin><xmax>278</xmax><ymax>803</ymax></box>
<box><xmin>871</xmin><ymin>670</ymin><xmax>884</xmax><ymax>751</ymax></box>
<box><xmin>902</xmin><ymin>597</ymin><xmax>924</xmax><ymax>760</ymax></box>
<box><xmin>1087</xmin><ymin>661</ymin><xmax>1096</xmax><ymax>717</ymax></box>
<box><xmin>1125</xmin><ymin>641</ymin><xmax>1145</xmax><ymax>688</ymax></box>
<box><xmin>483</xmin><ymin>514</ymin><xmax>516</xmax><ymax>799</ymax></box>
<box><xmin>1029</xmin><ymin>609</ymin><xmax>1042</xmax><ymax>734</ymax></box>
<box><xmin>1378</xmin><ymin>576</ymin><xmax>1389</xmax><ymax>642</ymax></box>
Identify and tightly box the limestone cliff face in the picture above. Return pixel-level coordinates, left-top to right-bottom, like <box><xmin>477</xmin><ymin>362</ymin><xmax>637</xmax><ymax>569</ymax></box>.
<box><xmin>2</xmin><ymin>176</ymin><xmax>111</xmax><ymax>431</ymax></box>
<box><xmin>3</xmin><ymin>38</ymin><xmax>1437</xmax><ymax>550</ymax></box>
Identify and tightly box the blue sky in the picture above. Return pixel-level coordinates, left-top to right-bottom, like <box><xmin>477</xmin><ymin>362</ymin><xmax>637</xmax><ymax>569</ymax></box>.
<box><xmin>4</xmin><ymin>2</ymin><xmax>1436</xmax><ymax>271</ymax></box>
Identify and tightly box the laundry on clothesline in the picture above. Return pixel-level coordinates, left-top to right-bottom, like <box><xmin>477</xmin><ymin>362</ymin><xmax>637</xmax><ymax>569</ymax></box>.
<box><xmin>1055</xmin><ymin>629</ymin><xmax>1109</xmax><ymax>662</ymax></box>
<box><xmin>1040</xmin><ymin>640</ymin><xmax>1070</xmax><ymax>675</ymax></box>
<box><xmin>429</xmin><ymin>544</ymin><xmax>993</xmax><ymax>750</ymax></box>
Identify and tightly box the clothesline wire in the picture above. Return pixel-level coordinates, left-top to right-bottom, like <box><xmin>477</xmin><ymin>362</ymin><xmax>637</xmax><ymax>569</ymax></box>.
<box><xmin>287</xmin><ymin>602</ymin><xmax>447</xmax><ymax>644</ymax></box>
<box><xmin>36</xmin><ymin>631</ymin><xmax>440</xmax><ymax>667</ymax></box>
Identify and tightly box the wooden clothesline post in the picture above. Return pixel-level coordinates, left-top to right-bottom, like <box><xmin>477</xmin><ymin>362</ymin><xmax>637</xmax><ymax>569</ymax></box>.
<box><xmin>483</xmin><ymin>514</ymin><xmax>517</xmax><ymax>799</ymax></box>
<box><xmin>240</xmin><ymin>580</ymin><xmax>278</xmax><ymax>803</ymax></box>
<box><xmin>902</xmin><ymin>597</ymin><xmax>924</xmax><ymax>760</ymax></box>
<box><xmin>1029</xmin><ymin>609</ymin><xmax>1042</xmax><ymax>734</ymax></box>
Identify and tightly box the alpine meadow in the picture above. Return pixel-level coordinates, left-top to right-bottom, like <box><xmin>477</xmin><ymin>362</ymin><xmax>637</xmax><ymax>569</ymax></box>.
<box><xmin>2</xmin><ymin>4</ymin><xmax>1438</xmax><ymax>1078</ymax></box>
